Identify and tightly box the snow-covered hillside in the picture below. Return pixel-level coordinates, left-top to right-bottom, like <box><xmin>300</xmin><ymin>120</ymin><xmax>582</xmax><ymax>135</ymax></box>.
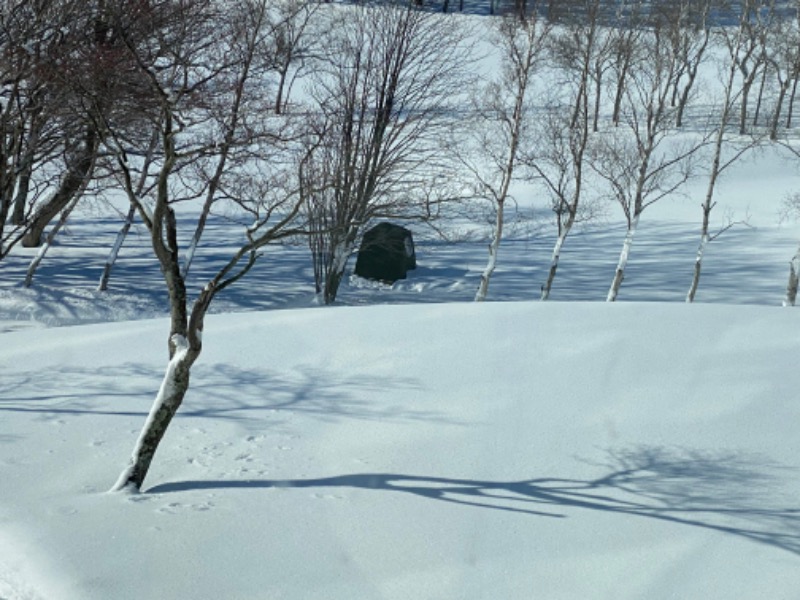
<box><xmin>3</xmin><ymin>2</ymin><xmax>800</xmax><ymax>598</ymax></box>
<box><xmin>2</xmin><ymin>301</ymin><xmax>800</xmax><ymax>600</ymax></box>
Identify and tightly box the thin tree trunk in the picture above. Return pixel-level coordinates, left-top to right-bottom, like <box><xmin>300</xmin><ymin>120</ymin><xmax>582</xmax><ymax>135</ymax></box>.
<box><xmin>783</xmin><ymin>245</ymin><xmax>800</xmax><ymax>306</ymax></box>
<box><xmin>22</xmin><ymin>127</ymin><xmax>98</xmax><ymax>247</ymax></box>
<box><xmin>612</xmin><ymin>60</ymin><xmax>629</xmax><ymax>127</ymax></box>
<box><xmin>753</xmin><ymin>64</ymin><xmax>768</xmax><ymax>127</ymax></box>
<box><xmin>740</xmin><ymin>73</ymin><xmax>756</xmax><ymax>134</ymax></box>
<box><xmin>275</xmin><ymin>63</ymin><xmax>291</xmax><ymax>115</ymax></box>
<box><xmin>24</xmin><ymin>195</ymin><xmax>81</xmax><ymax>287</ymax></box>
<box><xmin>686</xmin><ymin>232</ymin><xmax>709</xmax><ymax>303</ymax></box>
<box><xmin>607</xmin><ymin>214</ymin><xmax>639</xmax><ymax>302</ymax></box>
<box><xmin>111</xmin><ymin>336</ymin><xmax>197</xmax><ymax>492</ymax></box>
<box><xmin>540</xmin><ymin>225</ymin><xmax>571</xmax><ymax>301</ymax></box>
<box><xmin>475</xmin><ymin>200</ymin><xmax>504</xmax><ymax>302</ymax></box>
<box><xmin>98</xmin><ymin>204</ymin><xmax>137</xmax><ymax>291</ymax></box>
<box><xmin>323</xmin><ymin>239</ymin><xmax>351</xmax><ymax>305</ymax></box>
<box><xmin>593</xmin><ymin>66</ymin><xmax>603</xmax><ymax>133</ymax></box>
<box><xmin>688</xmin><ymin>114</ymin><xmax>725</xmax><ymax>303</ymax></box>
<box><xmin>100</xmin><ymin>129</ymin><xmax>158</xmax><ymax>291</ymax></box>
<box><xmin>786</xmin><ymin>74</ymin><xmax>799</xmax><ymax>128</ymax></box>
<box><xmin>770</xmin><ymin>79</ymin><xmax>790</xmax><ymax>141</ymax></box>
<box><xmin>676</xmin><ymin>63</ymin><xmax>700</xmax><ymax>128</ymax></box>
<box><xmin>11</xmin><ymin>127</ymin><xmax>40</xmax><ymax>225</ymax></box>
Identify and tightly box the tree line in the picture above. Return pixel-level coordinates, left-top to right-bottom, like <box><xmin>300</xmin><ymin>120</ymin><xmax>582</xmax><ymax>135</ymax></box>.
<box><xmin>2</xmin><ymin>0</ymin><xmax>800</xmax><ymax>490</ymax></box>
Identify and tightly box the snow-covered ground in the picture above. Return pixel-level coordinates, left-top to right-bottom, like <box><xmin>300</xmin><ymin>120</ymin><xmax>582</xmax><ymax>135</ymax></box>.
<box><xmin>3</xmin><ymin>168</ymin><xmax>800</xmax><ymax>598</ymax></box>
<box><xmin>4</xmin><ymin>9</ymin><xmax>800</xmax><ymax>600</ymax></box>
<box><xmin>2</xmin><ymin>298</ymin><xmax>800</xmax><ymax>599</ymax></box>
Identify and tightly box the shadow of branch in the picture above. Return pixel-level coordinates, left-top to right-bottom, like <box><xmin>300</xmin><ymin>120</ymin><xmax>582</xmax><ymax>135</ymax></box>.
<box><xmin>147</xmin><ymin>445</ymin><xmax>800</xmax><ymax>556</ymax></box>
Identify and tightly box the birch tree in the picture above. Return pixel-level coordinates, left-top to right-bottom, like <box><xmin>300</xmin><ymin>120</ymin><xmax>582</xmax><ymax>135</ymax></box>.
<box><xmin>659</xmin><ymin>0</ymin><xmax>712</xmax><ymax>129</ymax></box>
<box><xmin>528</xmin><ymin>0</ymin><xmax>604</xmax><ymax>300</ymax></box>
<box><xmin>686</xmin><ymin>14</ymin><xmax>762</xmax><ymax>303</ymax></box>
<box><xmin>302</xmin><ymin>1</ymin><xmax>472</xmax><ymax>305</ymax></box>
<box><xmin>590</xmin><ymin>26</ymin><xmax>704</xmax><ymax>302</ymax></box>
<box><xmin>733</xmin><ymin>0</ymin><xmax>771</xmax><ymax>134</ymax></box>
<box><xmin>471</xmin><ymin>12</ymin><xmax>549</xmax><ymax>302</ymax></box>
<box><xmin>781</xmin><ymin>190</ymin><xmax>800</xmax><ymax>306</ymax></box>
<box><xmin>105</xmin><ymin>0</ymin><xmax>307</xmax><ymax>493</ymax></box>
<box><xmin>763</xmin><ymin>6</ymin><xmax>800</xmax><ymax>140</ymax></box>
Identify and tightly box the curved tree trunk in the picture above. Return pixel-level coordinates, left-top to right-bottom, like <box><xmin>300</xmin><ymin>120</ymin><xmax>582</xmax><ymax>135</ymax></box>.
<box><xmin>475</xmin><ymin>200</ymin><xmax>505</xmax><ymax>302</ymax></box>
<box><xmin>24</xmin><ymin>194</ymin><xmax>81</xmax><ymax>287</ymax></box>
<box><xmin>111</xmin><ymin>336</ymin><xmax>199</xmax><ymax>492</ymax></box>
<box><xmin>98</xmin><ymin>204</ymin><xmax>137</xmax><ymax>291</ymax></box>
<box><xmin>686</xmin><ymin>232</ymin><xmax>709</xmax><ymax>303</ymax></box>
<box><xmin>21</xmin><ymin>127</ymin><xmax>98</xmax><ymax>247</ymax></box>
<box><xmin>607</xmin><ymin>215</ymin><xmax>639</xmax><ymax>302</ymax></box>
<box><xmin>783</xmin><ymin>245</ymin><xmax>800</xmax><ymax>307</ymax></box>
<box><xmin>541</xmin><ymin>218</ymin><xmax>575</xmax><ymax>301</ymax></box>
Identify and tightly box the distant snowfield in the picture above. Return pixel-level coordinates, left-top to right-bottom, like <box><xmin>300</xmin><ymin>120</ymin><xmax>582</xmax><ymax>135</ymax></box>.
<box><xmin>2</xmin><ymin>301</ymin><xmax>800</xmax><ymax>600</ymax></box>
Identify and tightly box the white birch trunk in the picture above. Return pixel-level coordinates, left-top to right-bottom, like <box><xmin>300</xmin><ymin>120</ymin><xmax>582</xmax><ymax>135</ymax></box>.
<box><xmin>687</xmin><ymin>45</ymin><xmax>736</xmax><ymax>303</ymax></box>
<box><xmin>541</xmin><ymin>226</ymin><xmax>571</xmax><ymax>301</ymax></box>
<box><xmin>98</xmin><ymin>204</ymin><xmax>137</xmax><ymax>291</ymax></box>
<box><xmin>607</xmin><ymin>214</ymin><xmax>639</xmax><ymax>302</ymax></box>
<box><xmin>475</xmin><ymin>201</ymin><xmax>504</xmax><ymax>302</ymax></box>
<box><xmin>23</xmin><ymin>195</ymin><xmax>80</xmax><ymax>288</ymax></box>
<box><xmin>783</xmin><ymin>244</ymin><xmax>800</xmax><ymax>307</ymax></box>
<box><xmin>686</xmin><ymin>231</ymin><xmax>709</xmax><ymax>303</ymax></box>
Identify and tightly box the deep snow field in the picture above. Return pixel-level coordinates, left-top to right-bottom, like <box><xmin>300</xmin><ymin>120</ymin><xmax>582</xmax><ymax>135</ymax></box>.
<box><xmin>4</xmin><ymin>7</ymin><xmax>800</xmax><ymax>600</ymax></box>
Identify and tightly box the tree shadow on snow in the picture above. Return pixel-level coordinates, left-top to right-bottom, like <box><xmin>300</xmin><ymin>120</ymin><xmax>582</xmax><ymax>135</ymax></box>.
<box><xmin>148</xmin><ymin>445</ymin><xmax>800</xmax><ymax>556</ymax></box>
<box><xmin>0</xmin><ymin>362</ymin><xmax>443</xmax><ymax>427</ymax></box>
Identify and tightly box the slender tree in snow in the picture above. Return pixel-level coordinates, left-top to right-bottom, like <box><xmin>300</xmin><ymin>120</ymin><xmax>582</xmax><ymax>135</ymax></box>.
<box><xmin>732</xmin><ymin>0</ymin><xmax>771</xmax><ymax>134</ymax></box>
<box><xmin>0</xmin><ymin>0</ymin><xmax>87</xmax><ymax>259</ymax></box>
<box><xmin>470</xmin><ymin>11</ymin><xmax>549</xmax><ymax>302</ymax></box>
<box><xmin>778</xmin><ymin>180</ymin><xmax>800</xmax><ymax>306</ymax></box>
<box><xmin>590</xmin><ymin>25</ymin><xmax>705</xmax><ymax>302</ymax></box>
<box><xmin>302</xmin><ymin>1</ymin><xmax>472</xmax><ymax>305</ymax></box>
<box><xmin>686</xmin><ymin>15</ymin><xmax>763</xmax><ymax>303</ymax></box>
<box><xmin>658</xmin><ymin>0</ymin><xmax>712</xmax><ymax>129</ymax></box>
<box><xmin>527</xmin><ymin>0</ymin><xmax>604</xmax><ymax>300</ymax></box>
<box><xmin>269</xmin><ymin>0</ymin><xmax>318</xmax><ymax>116</ymax></box>
<box><xmin>103</xmin><ymin>0</ymin><xmax>307</xmax><ymax>492</ymax></box>
<box><xmin>97</xmin><ymin>130</ymin><xmax>158</xmax><ymax>291</ymax></box>
<box><xmin>762</xmin><ymin>6</ymin><xmax>800</xmax><ymax>140</ymax></box>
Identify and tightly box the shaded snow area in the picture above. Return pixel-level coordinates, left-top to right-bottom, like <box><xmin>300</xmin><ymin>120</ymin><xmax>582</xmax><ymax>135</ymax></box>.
<box><xmin>1</xmin><ymin>302</ymin><xmax>800</xmax><ymax>600</ymax></box>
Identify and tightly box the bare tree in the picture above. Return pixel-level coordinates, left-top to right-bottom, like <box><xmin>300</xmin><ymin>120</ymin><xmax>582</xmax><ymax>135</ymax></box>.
<box><xmin>18</xmin><ymin>0</ymin><xmax>131</xmax><ymax>248</ymax></box>
<box><xmin>732</xmin><ymin>0</ymin><xmax>771</xmax><ymax>134</ymax></box>
<box><xmin>609</xmin><ymin>6</ymin><xmax>644</xmax><ymax>128</ymax></box>
<box><xmin>762</xmin><ymin>5</ymin><xmax>800</xmax><ymax>139</ymax></box>
<box><xmin>659</xmin><ymin>0</ymin><xmax>712</xmax><ymax>129</ymax></box>
<box><xmin>103</xmin><ymin>0</ymin><xmax>307</xmax><ymax>493</ymax></box>
<box><xmin>778</xmin><ymin>189</ymin><xmax>800</xmax><ymax>305</ymax></box>
<box><xmin>528</xmin><ymin>0</ymin><xmax>605</xmax><ymax>300</ymax></box>
<box><xmin>469</xmin><ymin>13</ymin><xmax>549</xmax><ymax>302</ymax></box>
<box><xmin>302</xmin><ymin>1</ymin><xmax>473</xmax><ymax>305</ymax></box>
<box><xmin>97</xmin><ymin>131</ymin><xmax>158</xmax><ymax>291</ymax></box>
<box><xmin>0</xmin><ymin>0</ymin><xmax>76</xmax><ymax>258</ymax></box>
<box><xmin>269</xmin><ymin>0</ymin><xmax>318</xmax><ymax>116</ymax></box>
<box><xmin>686</xmin><ymin>14</ymin><xmax>763</xmax><ymax>303</ymax></box>
<box><xmin>783</xmin><ymin>2</ymin><xmax>800</xmax><ymax>129</ymax></box>
<box><xmin>590</xmin><ymin>26</ymin><xmax>705</xmax><ymax>302</ymax></box>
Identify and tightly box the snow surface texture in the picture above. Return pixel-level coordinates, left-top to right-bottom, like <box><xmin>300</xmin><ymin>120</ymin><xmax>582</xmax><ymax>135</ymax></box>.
<box><xmin>1</xmin><ymin>303</ymin><xmax>800</xmax><ymax>600</ymax></box>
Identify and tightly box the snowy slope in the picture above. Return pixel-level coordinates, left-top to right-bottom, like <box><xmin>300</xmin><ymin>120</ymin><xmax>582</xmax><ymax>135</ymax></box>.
<box><xmin>1</xmin><ymin>302</ymin><xmax>799</xmax><ymax>600</ymax></box>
